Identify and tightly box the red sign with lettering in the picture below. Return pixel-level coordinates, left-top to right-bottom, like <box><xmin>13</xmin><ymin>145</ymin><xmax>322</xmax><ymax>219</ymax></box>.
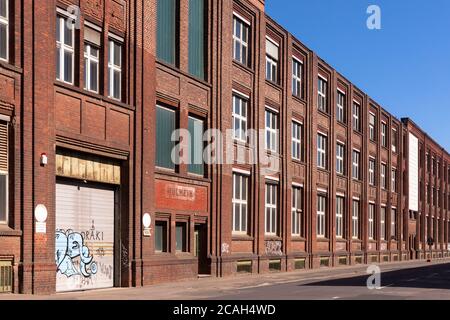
<box><xmin>155</xmin><ymin>180</ymin><xmax>208</xmax><ymax>213</ymax></box>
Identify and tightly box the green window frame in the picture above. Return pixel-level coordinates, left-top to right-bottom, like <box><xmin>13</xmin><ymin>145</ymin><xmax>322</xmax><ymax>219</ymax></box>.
<box><xmin>188</xmin><ymin>0</ymin><xmax>205</xmax><ymax>79</ymax></box>
<box><xmin>157</xmin><ymin>0</ymin><xmax>177</xmax><ymax>65</ymax></box>
<box><xmin>188</xmin><ymin>116</ymin><xmax>204</xmax><ymax>175</ymax></box>
<box><xmin>176</xmin><ymin>222</ymin><xmax>187</xmax><ymax>252</ymax></box>
<box><xmin>155</xmin><ymin>221</ymin><xmax>168</xmax><ymax>253</ymax></box>
<box><xmin>156</xmin><ymin>105</ymin><xmax>176</xmax><ymax>170</ymax></box>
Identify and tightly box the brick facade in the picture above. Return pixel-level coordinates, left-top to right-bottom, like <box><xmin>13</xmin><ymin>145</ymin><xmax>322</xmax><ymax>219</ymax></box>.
<box><xmin>0</xmin><ymin>0</ymin><xmax>448</xmax><ymax>294</ymax></box>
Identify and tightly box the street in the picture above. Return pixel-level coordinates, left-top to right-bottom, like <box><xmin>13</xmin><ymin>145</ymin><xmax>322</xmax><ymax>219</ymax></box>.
<box><xmin>2</xmin><ymin>259</ymin><xmax>450</xmax><ymax>300</ymax></box>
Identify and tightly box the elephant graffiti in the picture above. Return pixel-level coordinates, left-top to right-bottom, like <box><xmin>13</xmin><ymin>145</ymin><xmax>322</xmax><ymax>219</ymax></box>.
<box><xmin>55</xmin><ymin>230</ymin><xmax>98</xmax><ymax>278</ymax></box>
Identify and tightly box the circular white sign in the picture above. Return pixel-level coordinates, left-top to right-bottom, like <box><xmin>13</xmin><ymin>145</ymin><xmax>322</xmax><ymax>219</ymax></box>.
<box><xmin>143</xmin><ymin>213</ymin><xmax>152</xmax><ymax>228</ymax></box>
<box><xmin>35</xmin><ymin>204</ymin><xmax>48</xmax><ymax>223</ymax></box>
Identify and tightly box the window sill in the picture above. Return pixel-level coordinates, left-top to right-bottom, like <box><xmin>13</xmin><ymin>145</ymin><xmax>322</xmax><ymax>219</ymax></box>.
<box><xmin>265</xmin><ymin>150</ymin><xmax>280</xmax><ymax>157</ymax></box>
<box><xmin>265</xmin><ymin>235</ymin><xmax>282</xmax><ymax>241</ymax></box>
<box><xmin>0</xmin><ymin>226</ymin><xmax>21</xmax><ymax>237</ymax></box>
<box><xmin>232</xmin><ymin>60</ymin><xmax>254</xmax><ymax>74</ymax></box>
<box><xmin>291</xmin><ymin>236</ymin><xmax>306</xmax><ymax>242</ymax></box>
<box><xmin>0</xmin><ymin>60</ymin><xmax>23</xmax><ymax>74</ymax></box>
<box><xmin>265</xmin><ymin>79</ymin><xmax>282</xmax><ymax>90</ymax></box>
<box><xmin>317</xmin><ymin>109</ymin><xmax>330</xmax><ymax>118</ymax></box>
<box><xmin>54</xmin><ymin>81</ymin><xmax>134</xmax><ymax>110</ymax></box>
<box><xmin>291</xmin><ymin>158</ymin><xmax>305</xmax><ymax>165</ymax></box>
<box><xmin>292</xmin><ymin>94</ymin><xmax>307</xmax><ymax>105</ymax></box>
<box><xmin>317</xmin><ymin>237</ymin><xmax>329</xmax><ymax>242</ymax></box>
<box><xmin>155</xmin><ymin>166</ymin><xmax>177</xmax><ymax>175</ymax></box>
<box><xmin>232</xmin><ymin>234</ymin><xmax>254</xmax><ymax>241</ymax></box>
<box><xmin>156</xmin><ymin>60</ymin><xmax>211</xmax><ymax>88</ymax></box>
<box><xmin>336</xmin><ymin>120</ymin><xmax>347</xmax><ymax>127</ymax></box>
<box><xmin>317</xmin><ymin>167</ymin><xmax>329</xmax><ymax>174</ymax></box>
<box><xmin>234</xmin><ymin>139</ymin><xmax>250</xmax><ymax>148</ymax></box>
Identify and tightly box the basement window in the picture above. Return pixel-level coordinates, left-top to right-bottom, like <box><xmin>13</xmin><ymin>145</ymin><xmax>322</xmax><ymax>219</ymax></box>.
<box><xmin>236</xmin><ymin>261</ymin><xmax>252</xmax><ymax>274</ymax></box>
<box><xmin>294</xmin><ymin>258</ymin><xmax>306</xmax><ymax>270</ymax></box>
<box><xmin>269</xmin><ymin>259</ymin><xmax>281</xmax><ymax>272</ymax></box>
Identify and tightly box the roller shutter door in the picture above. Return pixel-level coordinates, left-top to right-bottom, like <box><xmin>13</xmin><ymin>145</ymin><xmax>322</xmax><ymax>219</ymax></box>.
<box><xmin>55</xmin><ymin>182</ymin><xmax>115</xmax><ymax>292</ymax></box>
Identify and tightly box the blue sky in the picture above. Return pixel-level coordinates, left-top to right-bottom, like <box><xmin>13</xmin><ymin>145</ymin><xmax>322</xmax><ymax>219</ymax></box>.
<box><xmin>266</xmin><ymin>0</ymin><xmax>450</xmax><ymax>152</ymax></box>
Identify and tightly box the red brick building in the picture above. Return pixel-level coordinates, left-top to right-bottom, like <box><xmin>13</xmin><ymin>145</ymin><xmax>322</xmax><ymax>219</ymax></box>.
<box><xmin>0</xmin><ymin>0</ymin><xmax>448</xmax><ymax>294</ymax></box>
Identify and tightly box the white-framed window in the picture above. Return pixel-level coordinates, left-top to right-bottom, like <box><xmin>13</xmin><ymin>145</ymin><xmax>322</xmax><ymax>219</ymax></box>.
<box><xmin>266</xmin><ymin>38</ymin><xmax>278</xmax><ymax>83</ymax></box>
<box><xmin>369</xmin><ymin>203</ymin><xmax>375</xmax><ymax>240</ymax></box>
<box><xmin>392</xmin><ymin>128</ymin><xmax>397</xmax><ymax>153</ymax></box>
<box><xmin>0</xmin><ymin>0</ymin><xmax>8</xmax><ymax>62</ymax></box>
<box><xmin>352</xmin><ymin>200</ymin><xmax>359</xmax><ymax>239</ymax></box>
<box><xmin>317</xmin><ymin>194</ymin><xmax>326</xmax><ymax>238</ymax></box>
<box><xmin>56</xmin><ymin>14</ymin><xmax>75</xmax><ymax>84</ymax></box>
<box><xmin>292</xmin><ymin>121</ymin><xmax>302</xmax><ymax>160</ymax></box>
<box><xmin>108</xmin><ymin>38</ymin><xmax>122</xmax><ymax>100</ymax></box>
<box><xmin>336</xmin><ymin>143</ymin><xmax>345</xmax><ymax>175</ymax></box>
<box><xmin>369</xmin><ymin>113</ymin><xmax>376</xmax><ymax>141</ymax></box>
<box><xmin>292</xmin><ymin>57</ymin><xmax>303</xmax><ymax>98</ymax></box>
<box><xmin>391</xmin><ymin>168</ymin><xmax>397</xmax><ymax>193</ymax></box>
<box><xmin>317</xmin><ymin>133</ymin><xmax>327</xmax><ymax>169</ymax></box>
<box><xmin>265</xmin><ymin>183</ymin><xmax>278</xmax><ymax>235</ymax></box>
<box><xmin>380</xmin><ymin>206</ymin><xmax>386</xmax><ymax>240</ymax></box>
<box><xmin>381</xmin><ymin>163</ymin><xmax>387</xmax><ymax>189</ymax></box>
<box><xmin>84</xmin><ymin>25</ymin><xmax>101</xmax><ymax>93</ymax></box>
<box><xmin>336</xmin><ymin>196</ymin><xmax>344</xmax><ymax>238</ymax></box>
<box><xmin>232</xmin><ymin>94</ymin><xmax>248</xmax><ymax>142</ymax></box>
<box><xmin>336</xmin><ymin>90</ymin><xmax>345</xmax><ymax>123</ymax></box>
<box><xmin>352</xmin><ymin>102</ymin><xmax>360</xmax><ymax>132</ymax></box>
<box><xmin>318</xmin><ymin>77</ymin><xmax>327</xmax><ymax>112</ymax></box>
<box><xmin>369</xmin><ymin>158</ymin><xmax>376</xmax><ymax>186</ymax></box>
<box><xmin>391</xmin><ymin>208</ymin><xmax>397</xmax><ymax>239</ymax></box>
<box><xmin>265</xmin><ymin>109</ymin><xmax>278</xmax><ymax>152</ymax></box>
<box><xmin>381</xmin><ymin>122</ymin><xmax>387</xmax><ymax>147</ymax></box>
<box><xmin>232</xmin><ymin>172</ymin><xmax>248</xmax><ymax>234</ymax></box>
<box><xmin>352</xmin><ymin>150</ymin><xmax>360</xmax><ymax>180</ymax></box>
<box><xmin>233</xmin><ymin>15</ymin><xmax>249</xmax><ymax>66</ymax></box>
<box><xmin>292</xmin><ymin>186</ymin><xmax>303</xmax><ymax>236</ymax></box>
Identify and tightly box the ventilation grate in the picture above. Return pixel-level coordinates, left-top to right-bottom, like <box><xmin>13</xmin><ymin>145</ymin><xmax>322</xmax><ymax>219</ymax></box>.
<box><xmin>0</xmin><ymin>261</ymin><xmax>12</xmax><ymax>293</ymax></box>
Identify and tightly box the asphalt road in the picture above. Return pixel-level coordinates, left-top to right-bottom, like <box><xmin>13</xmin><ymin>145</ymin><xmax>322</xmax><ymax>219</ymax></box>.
<box><xmin>216</xmin><ymin>261</ymin><xmax>450</xmax><ymax>300</ymax></box>
<box><xmin>3</xmin><ymin>260</ymin><xmax>450</xmax><ymax>300</ymax></box>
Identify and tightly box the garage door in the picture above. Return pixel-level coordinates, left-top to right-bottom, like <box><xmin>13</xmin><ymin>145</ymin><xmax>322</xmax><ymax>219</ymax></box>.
<box><xmin>55</xmin><ymin>183</ymin><xmax>115</xmax><ymax>292</ymax></box>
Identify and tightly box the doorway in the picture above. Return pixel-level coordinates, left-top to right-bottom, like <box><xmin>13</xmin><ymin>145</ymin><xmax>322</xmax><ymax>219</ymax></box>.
<box><xmin>194</xmin><ymin>224</ymin><xmax>209</xmax><ymax>275</ymax></box>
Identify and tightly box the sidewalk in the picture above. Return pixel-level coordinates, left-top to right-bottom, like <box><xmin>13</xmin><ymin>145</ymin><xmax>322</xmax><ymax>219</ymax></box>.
<box><xmin>1</xmin><ymin>259</ymin><xmax>449</xmax><ymax>300</ymax></box>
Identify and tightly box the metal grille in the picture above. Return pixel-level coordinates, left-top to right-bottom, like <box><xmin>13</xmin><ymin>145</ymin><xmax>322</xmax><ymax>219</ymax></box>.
<box><xmin>0</xmin><ymin>261</ymin><xmax>12</xmax><ymax>293</ymax></box>
<box><xmin>338</xmin><ymin>257</ymin><xmax>348</xmax><ymax>265</ymax></box>
<box><xmin>0</xmin><ymin>121</ymin><xmax>8</xmax><ymax>173</ymax></box>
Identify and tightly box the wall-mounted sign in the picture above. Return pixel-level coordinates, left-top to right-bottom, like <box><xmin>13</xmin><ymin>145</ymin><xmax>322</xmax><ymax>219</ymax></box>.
<box><xmin>155</xmin><ymin>180</ymin><xmax>208</xmax><ymax>213</ymax></box>
<box><xmin>35</xmin><ymin>204</ymin><xmax>48</xmax><ymax>234</ymax></box>
<box><xmin>55</xmin><ymin>151</ymin><xmax>121</xmax><ymax>185</ymax></box>
<box><xmin>143</xmin><ymin>213</ymin><xmax>152</xmax><ymax>237</ymax></box>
